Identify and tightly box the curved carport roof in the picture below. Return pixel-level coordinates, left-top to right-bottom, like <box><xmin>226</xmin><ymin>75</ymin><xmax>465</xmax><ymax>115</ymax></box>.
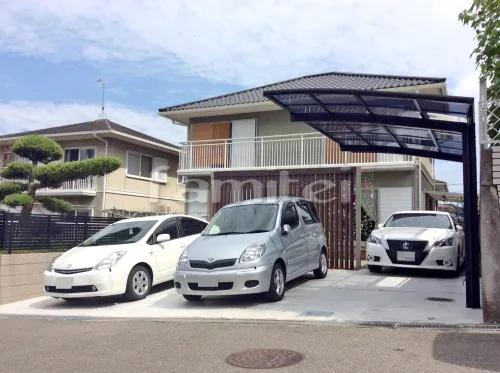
<box><xmin>263</xmin><ymin>89</ymin><xmax>479</xmax><ymax>309</ymax></box>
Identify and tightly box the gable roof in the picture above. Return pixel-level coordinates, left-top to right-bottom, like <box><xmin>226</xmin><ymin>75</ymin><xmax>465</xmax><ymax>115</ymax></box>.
<box><xmin>159</xmin><ymin>71</ymin><xmax>446</xmax><ymax>113</ymax></box>
<box><xmin>0</xmin><ymin>119</ymin><xmax>179</xmax><ymax>150</ymax></box>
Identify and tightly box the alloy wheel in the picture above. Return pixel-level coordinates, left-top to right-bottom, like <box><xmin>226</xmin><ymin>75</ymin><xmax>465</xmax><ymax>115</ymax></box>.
<box><xmin>133</xmin><ymin>270</ymin><xmax>149</xmax><ymax>296</ymax></box>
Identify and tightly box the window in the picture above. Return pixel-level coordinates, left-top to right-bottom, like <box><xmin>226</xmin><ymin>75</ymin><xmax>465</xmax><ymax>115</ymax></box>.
<box><xmin>177</xmin><ymin>175</ymin><xmax>186</xmax><ymax>185</ymax></box>
<box><xmin>385</xmin><ymin>213</ymin><xmax>452</xmax><ymax>229</ymax></box>
<box><xmin>180</xmin><ymin>217</ymin><xmax>207</xmax><ymax>236</ymax></box>
<box><xmin>80</xmin><ymin>220</ymin><xmax>158</xmax><ymax>246</ymax></box>
<box><xmin>297</xmin><ymin>203</ymin><xmax>315</xmax><ymax>225</ymax></box>
<box><xmin>64</xmin><ymin>148</ymin><xmax>96</xmax><ymax>162</ymax></box>
<box><xmin>307</xmin><ymin>202</ymin><xmax>320</xmax><ymax>223</ymax></box>
<box><xmin>155</xmin><ymin>219</ymin><xmax>179</xmax><ymax>240</ymax></box>
<box><xmin>127</xmin><ymin>152</ymin><xmax>153</xmax><ymax>178</ymax></box>
<box><xmin>282</xmin><ymin>204</ymin><xmax>299</xmax><ymax>230</ymax></box>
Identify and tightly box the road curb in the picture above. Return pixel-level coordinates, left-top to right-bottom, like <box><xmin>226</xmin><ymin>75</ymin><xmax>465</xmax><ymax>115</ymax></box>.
<box><xmin>1</xmin><ymin>313</ymin><xmax>499</xmax><ymax>331</ymax></box>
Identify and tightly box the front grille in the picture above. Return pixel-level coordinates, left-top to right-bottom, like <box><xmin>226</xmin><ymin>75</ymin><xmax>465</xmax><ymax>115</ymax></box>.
<box><xmin>54</xmin><ymin>267</ymin><xmax>93</xmax><ymax>275</ymax></box>
<box><xmin>387</xmin><ymin>240</ymin><xmax>428</xmax><ymax>252</ymax></box>
<box><xmin>189</xmin><ymin>258</ymin><xmax>237</xmax><ymax>270</ymax></box>
<box><xmin>45</xmin><ymin>285</ymin><xmax>97</xmax><ymax>294</ymax></box>
<box><xmin>386</xmin><ymin>240</ymin><xmax>429</xmax><ymax>265</ymax></box>
<box><xmin>188</xmin><ymin>282</ymin><xmax>233</xmax><ymax>291</ymax></box>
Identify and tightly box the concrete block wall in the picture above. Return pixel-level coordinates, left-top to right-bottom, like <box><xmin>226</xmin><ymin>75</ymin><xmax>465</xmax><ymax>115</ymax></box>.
<box><xmin>494</xmin><ymin>147</ymin><xmax>500</xmax><ymax>203</ymax></box>
<box><xmin>0</xmin><ymin>252</ymin><xmax>60</xmax><ymax>305</ymax></box>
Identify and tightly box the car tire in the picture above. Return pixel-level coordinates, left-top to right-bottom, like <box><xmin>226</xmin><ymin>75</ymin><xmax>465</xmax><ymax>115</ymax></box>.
<box><xmin>313</xmin><ymin>250</ymin><xmax>328</xmax><ymax>279</ymax></box>
<box><xmin>265</xmin><ymin>262</ymin><xmax>286</xmax><ymax>302</ymax></box>
<box><xmin>124</xmin><ymin>265</ymin><xmax>151</xmax><ymax>301</ymax></box>
<box><xmin>451</xmin><ymin>253</ymin><xmax>462</xmax><ymax>277</ymax></box>
<box><xmin>62</xmin><ymin>298</ymin><xmax>81</xmax><ymax>302</ymax></box>
<box><xmin>368</xmin><ymin>265</ymin><xmax>382</xmax><ymax>273</ymax></box>
<box><xmin>183</xmin><ymin>295</ymin><xmax>202</xmax><ymax>302</ymax></box>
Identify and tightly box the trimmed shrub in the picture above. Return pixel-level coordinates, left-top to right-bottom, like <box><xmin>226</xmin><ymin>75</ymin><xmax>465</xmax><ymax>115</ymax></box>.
<box><xmin>0</xmin><ymin>162</ymin><xmax>33</xmax><ymax>179</ymax></box>
<box><xmin>12</xmin><ymin>135</ymin><xmax>63</xmax><ymax>164</ymax></box>
<box><xmin>4</xmin><ymin>193</ymin><xmax>33</xmax><ymax>207</ymax></box>
<box><xmin>0</xmin><ymin>182</ymin><xmax>25</xmax><ymax>200</ymax></box>
<box><xmin>41</xmin><ymin>197</ymin><xmax>72</xmax><ymax>213</ymax></box>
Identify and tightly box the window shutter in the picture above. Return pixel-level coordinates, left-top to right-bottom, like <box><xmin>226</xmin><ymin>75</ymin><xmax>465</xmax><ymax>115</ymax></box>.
<box><xmin>153</xmin><ymin>157</ymin><xmax>168</xmax><ymax>182</ymax></box>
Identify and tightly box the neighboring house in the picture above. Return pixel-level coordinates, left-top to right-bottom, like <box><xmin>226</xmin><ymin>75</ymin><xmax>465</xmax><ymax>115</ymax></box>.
<box><xmin>0</xmin><ymin>119</ymin><xmax>185</xmax><ymax>217</ymax></box>
<box><xmin>158</xmin><ymin>71</ymin><xmax>448</xmax><ymax>229</ymax></box>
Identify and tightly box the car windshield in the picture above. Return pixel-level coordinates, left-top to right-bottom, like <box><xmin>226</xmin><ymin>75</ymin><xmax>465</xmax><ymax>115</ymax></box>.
<box><xmin>204</xmin><ymin>204</ymin><xmax>279</xmax><ymax>236</ymax></box>
<box><xmin>384</xmin><ymin>214</ymin><xmax>452</xmax><ymax>229</ymax></box>
<box><xmin>80</xmin><ymin>220</ymin><xmax>158</xmax><ymax>246</ymax></box>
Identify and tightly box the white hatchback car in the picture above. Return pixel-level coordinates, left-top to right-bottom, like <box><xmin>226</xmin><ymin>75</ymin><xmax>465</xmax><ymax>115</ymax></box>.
<box><xmin>43</xmin><ymin>215</ymin><xmax>208</xmax><ymax>301</ymax></box>
<box><xmin>366</xmin><ymin>211</ymin><xmax>464</xmax><ymax>275</ymax></box>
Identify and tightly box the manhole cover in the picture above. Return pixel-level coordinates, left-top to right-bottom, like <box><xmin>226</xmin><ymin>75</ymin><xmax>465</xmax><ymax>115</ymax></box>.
<box><xmin>427</xmin><ymin>297</ymin><xmax>454</xmax><ymax>302</ymax></box>
<box><xmin>226</xmin><ymin>349</ymin><xmax>303</xmax><ymax>369</ymax></box>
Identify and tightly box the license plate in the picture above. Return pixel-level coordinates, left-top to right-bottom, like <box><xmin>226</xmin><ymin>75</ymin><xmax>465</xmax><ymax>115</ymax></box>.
<box><xmin>397</xmin><ymin>251</ymin><xmax>415</xmax><ymax>262</ymax></box>
<box><xmin>197</xmin><ymin>275</ymin><xmax>218</xmax><ymax>287</ymax></box>
<box><xmin>55</xmin><ymin>277</ymin><xmax>73</xmax><ymax>289</ymax></box>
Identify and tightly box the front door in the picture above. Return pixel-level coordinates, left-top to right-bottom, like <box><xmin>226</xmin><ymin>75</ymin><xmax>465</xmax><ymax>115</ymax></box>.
<box><xmin>280</xmin><ymin>203</ymin><xmax>308</xmax><ymax>279</ymax></box>
<box><xmin>151</xmin><ymin>218</ymin><xmax>183</xmax><ymax>281</ymax></box>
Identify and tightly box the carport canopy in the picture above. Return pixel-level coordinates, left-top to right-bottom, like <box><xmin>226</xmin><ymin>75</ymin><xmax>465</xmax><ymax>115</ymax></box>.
<box><xmin>263</xmin><ymin>88</ymin><xmax>479</xmax><ymax>309</ymax></box>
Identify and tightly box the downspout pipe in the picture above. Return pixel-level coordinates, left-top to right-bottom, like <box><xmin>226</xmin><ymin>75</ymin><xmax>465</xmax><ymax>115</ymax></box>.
<box><xmin>94</xmin><ymin>134</ymin><xmax>109</xmax><ymax>216</ymax></box>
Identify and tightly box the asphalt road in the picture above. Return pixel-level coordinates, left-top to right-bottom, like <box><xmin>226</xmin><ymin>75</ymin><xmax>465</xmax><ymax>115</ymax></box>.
<box><xmin>0</xmin><ymin>318</ymin><xmax>499</xmax><ymax>373</ymax></box>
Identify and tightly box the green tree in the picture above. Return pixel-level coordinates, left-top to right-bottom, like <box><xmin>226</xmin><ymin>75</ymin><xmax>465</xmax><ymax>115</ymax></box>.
<box><xmin>459</xmin><ymin>0</ymin><xmax>500</xmax><ymax>140</ymax></box>
<box><xmin>0</xmin><ymin>135</ymin><xmax>121</xmax><ymax>215</ymax></box>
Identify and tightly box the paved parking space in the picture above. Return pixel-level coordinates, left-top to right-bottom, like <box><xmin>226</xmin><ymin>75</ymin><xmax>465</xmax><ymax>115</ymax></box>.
<box><xmin>0</xmin><ymin>269</ymin><xmax>483</xmax><ymax>324</ymax></box>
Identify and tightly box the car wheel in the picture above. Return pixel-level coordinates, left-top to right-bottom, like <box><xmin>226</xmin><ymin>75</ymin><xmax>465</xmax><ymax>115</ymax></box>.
<box><xmin>265</xmin><ymin>262</ymin><xmax>285</xmax><ymax>302</ymax></box>
<box><xmin>313</xmin><ymin>250</ymin><xmax>328</xmax><ymax>279</ymax></box>
<box><xmin>183</xmin><ymin>295</ymin><xmax>202</xmax><ymax>302</ymax></box>
<box><xmin>124</xmin><ymin>265</ymin><xmax>151</xmax><ymax>301</ymax></box>
<box><xmin>451</xmin><ymin>253</ymin><xmax>462</xmax><ymax>277</ymax></box>
<box><xmin>368</xmin><ymin>265</ymin><xmax>382</xmax><ymax>273</ymax></box>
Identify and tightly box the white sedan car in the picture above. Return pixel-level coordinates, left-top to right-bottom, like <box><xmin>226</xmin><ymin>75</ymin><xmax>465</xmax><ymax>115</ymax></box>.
<box><xmin>43</xmin><ymin>215</ymin><xmax>208</xmax><ymax>301</ymax></box>
<box><xmin>366</xmin><ymin>211</ymin><xmax>464</xmax><ymax>275</ymax></box>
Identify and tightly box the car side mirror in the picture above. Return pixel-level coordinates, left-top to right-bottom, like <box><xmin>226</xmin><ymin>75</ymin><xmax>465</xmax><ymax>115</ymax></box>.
<box><xmin>282</xmin><ymin>224</ymin><xmax>291</xmax><ymax>235</ymax></box>
<box><xmin>378</xmin><ymin>223</ymin><xmax>384</xmax><ymax>229</ymax></box>
<box><xmin>156</xmin><ymin>234</ymin><xmax>171</xmax><ymax>243</ymax></box>
<box><xmin>456</xmin><ymin>225</ymin><xmax>463</xmax><ymax>231</ymax></box>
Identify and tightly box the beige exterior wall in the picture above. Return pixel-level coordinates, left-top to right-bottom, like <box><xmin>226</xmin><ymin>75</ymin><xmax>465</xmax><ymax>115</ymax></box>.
<box><xmin>0</xmin><ymin>252</ymin><xmax>60</xmax><ymax>305</ymax></box>
<box><xmin>105</xmin><ymin>139</ymin><xmax>185</xmax><ymax>214</ymax></box>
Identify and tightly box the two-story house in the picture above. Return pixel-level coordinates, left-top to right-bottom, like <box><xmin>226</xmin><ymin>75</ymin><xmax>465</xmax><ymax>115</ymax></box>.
<box><xmin>0</xmin><ymin>119</ymin><xmax>185</xmax><ymax>217</ymax></box>
<box><xmin>158</xmin><ymin>72</ymin><xmax>447</xmax><ymax>244</ymax></box>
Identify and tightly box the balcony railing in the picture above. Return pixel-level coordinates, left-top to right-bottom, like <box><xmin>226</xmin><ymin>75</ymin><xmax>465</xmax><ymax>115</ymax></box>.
<box><xmin>179</xmin><ymin>133</ymin><xmax>414</xmax><ymax>172</ymax></box>
<box><xmin>0</xmin><ymin>176</ymin><xmax>97</xmax><ymax>196</ymax></box>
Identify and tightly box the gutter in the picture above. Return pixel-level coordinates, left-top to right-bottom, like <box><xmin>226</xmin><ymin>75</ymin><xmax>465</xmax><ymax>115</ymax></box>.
<box><xmin>93</xmin><ymin>134</ymin><xmax>109</xmax><ymax>216</ymax></box>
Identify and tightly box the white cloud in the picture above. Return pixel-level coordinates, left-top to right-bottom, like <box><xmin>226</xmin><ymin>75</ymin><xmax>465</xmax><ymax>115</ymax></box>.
<box><xmin>0</xmin><ymin>0</ymin><xmax>477</xmax><ymax>87</ymax></box>
<box><xmin>0</xmin><ymin>101</ymin><xmax>186</xmax><ymax>145</ymax></box>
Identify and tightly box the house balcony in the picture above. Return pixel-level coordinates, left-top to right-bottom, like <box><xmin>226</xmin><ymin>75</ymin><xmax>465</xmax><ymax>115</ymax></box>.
<box><xmin>179</xmin><ymin>133</ymin><xmax>416</xmax><ymax>174</ymax></box>
<box><xmin>0</xmin><ymin>176</ymin><xmax>98</xmax><ymax>197</ymax></box>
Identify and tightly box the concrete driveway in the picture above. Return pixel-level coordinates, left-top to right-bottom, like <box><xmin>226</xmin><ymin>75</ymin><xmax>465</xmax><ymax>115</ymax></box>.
<box><xmin>0</xmin><ymin>268</ymin><xmax>483</xmax><ymax>324</ymax></box>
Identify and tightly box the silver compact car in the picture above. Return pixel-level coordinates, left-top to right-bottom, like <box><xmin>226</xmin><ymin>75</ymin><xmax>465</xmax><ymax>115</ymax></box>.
<box><xmin>174</xmin><ymin>197</ymin><xmax>329</xmax><ymax>302</ymax></box>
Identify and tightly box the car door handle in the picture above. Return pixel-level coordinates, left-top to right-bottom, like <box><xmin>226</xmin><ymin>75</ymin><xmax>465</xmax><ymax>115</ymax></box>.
<box><xmin>148</xmin><ymin>251</ymin><xmax>155</xmax><ymax>255</ymax></box>
<box><xmin>180</xmin><ymin>244</ymin><xmax>186</xmax><ymax>248</ymax></box>
<box><xmin>300</xmin><ymin>234</ymin><xmax>305</xmax><ymax>238</ymax></box>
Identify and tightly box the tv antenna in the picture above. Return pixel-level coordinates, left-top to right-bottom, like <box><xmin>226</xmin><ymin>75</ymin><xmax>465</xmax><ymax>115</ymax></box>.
<box><xmin>96</xmin><ymin>78</ymin><xmax>109</xmax><ymax>119</ymax></box>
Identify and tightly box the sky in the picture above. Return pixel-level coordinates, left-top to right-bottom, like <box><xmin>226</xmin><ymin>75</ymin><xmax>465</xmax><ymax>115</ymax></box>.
<box><xmin>0</xmin><ymin>0</ymin><xmax>481</xmax><ymax>192</ymax></box>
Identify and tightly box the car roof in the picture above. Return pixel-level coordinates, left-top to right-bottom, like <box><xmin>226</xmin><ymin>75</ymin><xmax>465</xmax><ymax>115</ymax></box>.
<box><xmin>112</xmin><ymin>214</ymin><xmax>206</xmax><ymax>223</ymax></box>
<box><xmin>223</xmin><ymin>196</ymin><xmax>312</xmax><ymax>207</ymax></box>
<box><xmin>391</xmin><ymin>210</ymin><xmax>450</xmax><ymax>216</ymax></box>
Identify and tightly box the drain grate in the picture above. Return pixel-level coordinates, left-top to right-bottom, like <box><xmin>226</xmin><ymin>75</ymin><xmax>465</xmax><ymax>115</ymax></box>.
<box><xmin>226</xmin><ymin>349</ymin><xmax>303</xmax><ymax>369</ymax></box>
<box><xmin>299</xmin><ymin>311</ymin><xmax>334</xmax><ymax>317</ymax></box>
<box><xmin>427</xmin><ymin>297</ymin><xmax>454</xmax><ymax>302</ymax></box>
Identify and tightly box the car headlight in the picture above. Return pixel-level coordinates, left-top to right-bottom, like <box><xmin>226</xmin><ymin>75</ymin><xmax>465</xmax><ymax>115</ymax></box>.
<box><xmin>239</xmin><ymin>243</ymin><xmax>266</xmax><ymax>263</ymax></box>
<box><xmin>94</xmin><ymin>251</ymin><xmax>127</xmax><ymax>270</ymax></box>
<box><xmin>46</xmin><ymin>255</ymin><xmax>61</xmax><ymax>272</ymax></box>
<box><xmin>177</xmin><ymin>248</ymin><xmax>189</xmax><ymax>268</ymax></box>
<box><xmin>434</xmin><ymin>237</ymin><xmax>454</xmax><ymax>247</ymax></box>
<box><xmin>367</xmin><ymin>235</ymin><xmax>382</xmax><ymax>245</ymax></box>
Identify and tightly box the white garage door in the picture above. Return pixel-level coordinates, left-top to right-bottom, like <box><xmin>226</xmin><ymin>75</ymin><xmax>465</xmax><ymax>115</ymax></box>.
<box><xmin>379</xmin><ymin>187</ymin><xmax>413</xmax><ymax>223</ymax></box>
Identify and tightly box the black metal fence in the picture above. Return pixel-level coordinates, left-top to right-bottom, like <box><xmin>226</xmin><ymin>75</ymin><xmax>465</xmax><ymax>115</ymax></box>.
<box><xmin>0</xmin><ymin>212</ymin><xmax>122</xmax><ymax>253</ymax></box>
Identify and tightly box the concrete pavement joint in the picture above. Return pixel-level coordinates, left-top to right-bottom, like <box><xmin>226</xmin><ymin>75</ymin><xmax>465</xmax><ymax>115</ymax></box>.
<box><xmin>1</xmin><ymin>313</ymin><xmax>498</xmax><ymax>331</ymax></box>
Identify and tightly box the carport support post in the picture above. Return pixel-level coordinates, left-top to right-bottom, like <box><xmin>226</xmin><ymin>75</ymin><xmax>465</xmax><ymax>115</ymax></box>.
<box><xmin>463</xmin><ymin>123</ymin><xmax>481</xmax><ymax>309</ymax></box>
<box><xmin>355</xmin><ymin>167</ymin><xmax>361</xmax><ymax>270</ymax></box>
